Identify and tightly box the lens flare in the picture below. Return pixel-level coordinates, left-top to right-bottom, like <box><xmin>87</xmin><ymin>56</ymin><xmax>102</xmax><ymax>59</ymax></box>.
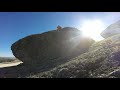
<box><xmin>79</xmin><ymin>19</ymin><xmax>105</xmax><ymax>41</ymax></box>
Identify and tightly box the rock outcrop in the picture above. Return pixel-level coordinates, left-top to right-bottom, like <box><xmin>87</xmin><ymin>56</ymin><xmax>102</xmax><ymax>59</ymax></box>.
<box><xmin>11</xmin><ymin>27</ymin><xmax>95</xmax><ymax>70</ymax></box>
<box><xmin>101</xmin><ymin>20</ymin><xmax>120</xmax><ymax>38</ymax></box>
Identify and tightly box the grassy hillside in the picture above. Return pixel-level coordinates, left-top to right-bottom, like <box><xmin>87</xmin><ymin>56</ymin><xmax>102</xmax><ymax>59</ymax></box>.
<box><xmin>27</xmin><ymin>34</ymin><xmax>120</xmax><ymax>78</ymax></box>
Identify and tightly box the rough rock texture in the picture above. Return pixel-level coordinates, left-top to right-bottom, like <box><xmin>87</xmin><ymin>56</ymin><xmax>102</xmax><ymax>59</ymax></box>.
<box><xmin>101</xmin><ymin>20</ymin><xmax>120</xmax><ymax>38</ymax></box>
<box><xmin>27</xmin><ymin>34</ymin><xmax>120</xmax><ymax>78</ymax></box>
<box><xmin>11</xmin><ymin>27</ymin><xmax>95</xmax><ymax>70</ymax></box>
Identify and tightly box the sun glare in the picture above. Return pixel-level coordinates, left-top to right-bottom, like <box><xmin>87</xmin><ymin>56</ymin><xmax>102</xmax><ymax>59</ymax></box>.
<box><xmin>79</xmin><ymin>19</ymin><xmax>105</xmax><ymax>41</ymax></box>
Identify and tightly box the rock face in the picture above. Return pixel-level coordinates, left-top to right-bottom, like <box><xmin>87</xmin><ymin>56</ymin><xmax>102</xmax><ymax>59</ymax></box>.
<box><xmin>101</xmin><ymin>20</ymin><xmax>120</xmax><ymax>38</ymax></box>
<box><xmin>11</xmin><ymin>27</ymin><xmax>95</xmax><ymax>70</ymax></box>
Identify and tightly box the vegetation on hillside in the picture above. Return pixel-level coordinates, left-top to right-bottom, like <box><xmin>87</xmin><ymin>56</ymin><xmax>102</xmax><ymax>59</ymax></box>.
<box><xmin>27</xmin><ymin>34</ymin><xmax>120</xmax><ymax>78</ymax></box>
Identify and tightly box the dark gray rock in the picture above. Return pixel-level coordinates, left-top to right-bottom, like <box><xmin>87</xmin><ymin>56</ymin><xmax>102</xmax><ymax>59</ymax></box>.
<box><xmin>11</xmin><ymin>27</ymin><xmax>95</xmax><ymax>70</ymax></box>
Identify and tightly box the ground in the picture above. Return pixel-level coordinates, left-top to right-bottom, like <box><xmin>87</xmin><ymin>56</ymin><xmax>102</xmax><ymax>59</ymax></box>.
<box><xmin>1</xmin><ymin>35</ymin><xmax>120</xmax><ymax>78</ymax></box>
<box><xmin>27</xmin><ymin>34</ymin><xmax>120</xmax><ymax>78</ymax></box>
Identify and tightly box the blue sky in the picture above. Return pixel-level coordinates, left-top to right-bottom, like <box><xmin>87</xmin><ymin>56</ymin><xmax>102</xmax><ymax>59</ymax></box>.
<box><xmin>0</xmin><ymin>12</ymin><xmax>120</xmax><ymax>57</ymax></box>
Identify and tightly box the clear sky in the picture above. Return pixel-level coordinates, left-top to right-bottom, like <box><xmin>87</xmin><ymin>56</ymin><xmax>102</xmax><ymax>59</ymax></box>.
<box><xmin>0</xmin><ymin>12</ymin><xmax>120</xmax><ymax>57</ymax></box>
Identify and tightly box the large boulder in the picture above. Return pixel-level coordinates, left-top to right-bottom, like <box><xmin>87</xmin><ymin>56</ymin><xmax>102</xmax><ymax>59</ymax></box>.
<box><xmin>101</xmin><ymin>20</ymin><xmax>120</xmax><ymax>38</ymax></box>
<box><xmin>11</xmin><ymin>27</ymin><xmax>95</xmax><ymax>70</ymax></box>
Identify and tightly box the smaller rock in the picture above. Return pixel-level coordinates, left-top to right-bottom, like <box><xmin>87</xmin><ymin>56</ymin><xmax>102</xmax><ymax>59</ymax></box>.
<box><xmin>101</xmin><ymin>20</ymin><xmax>120</xmax><ymax>38</ymax></box>
<box><xmin>57</xmin><ymin>25</ymin><xmax>62</xmax><ymax>30</ymax></box>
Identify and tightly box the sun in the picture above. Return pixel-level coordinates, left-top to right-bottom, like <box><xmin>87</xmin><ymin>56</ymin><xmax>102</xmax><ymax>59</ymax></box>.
<box><xmin>79</xmin><ymin>19</ymin><xmax>105</xmax><ymax>41</ymax></box>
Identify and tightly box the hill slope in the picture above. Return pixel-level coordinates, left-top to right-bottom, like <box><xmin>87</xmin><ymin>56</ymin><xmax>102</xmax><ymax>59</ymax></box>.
<box><xmin>27</xmin><ymin>34</ymin><xmax>120</xmax><ymax>78</ymax></box>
